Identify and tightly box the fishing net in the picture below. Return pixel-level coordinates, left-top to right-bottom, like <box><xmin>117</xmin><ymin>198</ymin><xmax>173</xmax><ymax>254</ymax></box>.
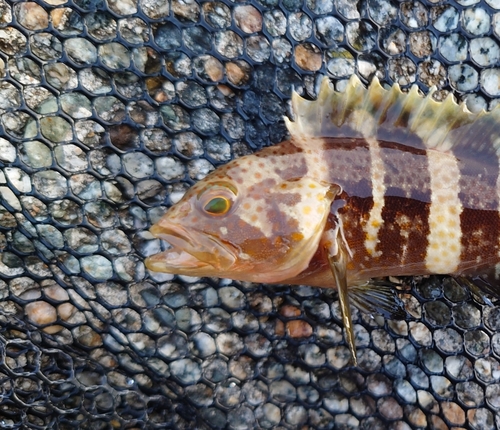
<box><xmin>0</xmin><ymin>0</ymin><xmax>499</xmax><ymax>428</ymax></box>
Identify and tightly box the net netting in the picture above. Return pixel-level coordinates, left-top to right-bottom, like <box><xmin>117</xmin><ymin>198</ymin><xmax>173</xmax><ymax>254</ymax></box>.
<box><xmin>0</xmin><ymin>0</ymin><xmax>500</xmax><ymax>428</ymax></box>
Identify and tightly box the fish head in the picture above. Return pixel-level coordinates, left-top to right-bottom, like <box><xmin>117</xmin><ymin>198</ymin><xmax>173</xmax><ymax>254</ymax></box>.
<box><xmin>145</xmin><ymin>153</ymin><xmax>338</xmax><ymax>283</ymax></box>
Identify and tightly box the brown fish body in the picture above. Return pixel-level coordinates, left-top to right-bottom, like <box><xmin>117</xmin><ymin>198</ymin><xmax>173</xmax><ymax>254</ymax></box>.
<box><xmin>282</xmin><ymin>137</ymin><xmax>500</xmax><ymax>288</ymax></box>
<box><xmin>146</xmin><ymin>76</ymin><xmax>500</xmax><ymax>364</ymax></box>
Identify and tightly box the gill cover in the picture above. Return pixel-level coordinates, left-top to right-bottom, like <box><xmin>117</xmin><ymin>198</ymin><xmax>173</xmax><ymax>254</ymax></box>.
<box><xmin>240</xmin><ymin>177</ymin><xmax>338</xmax><ymax>283</ymax></box>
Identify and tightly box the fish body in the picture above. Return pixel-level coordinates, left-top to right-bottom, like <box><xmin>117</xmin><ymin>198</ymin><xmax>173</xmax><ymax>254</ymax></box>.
<box><xmin>146</xmin><ymin>76</ymin><xmax>500</xmax><ymax>364</ymax></box>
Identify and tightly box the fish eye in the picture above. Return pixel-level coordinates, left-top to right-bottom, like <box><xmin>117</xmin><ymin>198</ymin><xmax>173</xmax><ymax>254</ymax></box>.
<box><xmin>204</xmin><ymin>196</ymin><xmax>231</xmax><ymax>215</ymax></box>
<box><xmin>197</xmin><ymin>181</ymin><xmax>237</xmax><ymax>217</ymax></box>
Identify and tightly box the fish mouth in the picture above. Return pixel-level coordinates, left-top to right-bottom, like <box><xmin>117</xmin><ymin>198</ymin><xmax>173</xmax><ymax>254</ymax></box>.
<box><xmin>145</xmin><ymin>221</ymin><xmax>237</xmax><ymax>275</ymax></box>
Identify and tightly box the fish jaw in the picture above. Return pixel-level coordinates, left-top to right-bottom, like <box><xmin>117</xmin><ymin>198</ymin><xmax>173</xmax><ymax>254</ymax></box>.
<box><xmin>145</xmin><ymin>248</ymin><xmax>212</xmax><ymax>273</ymax></box>
<box><xmin>145</xmin><ymin>221</ymin><xmax>238</xmax><ymax>276</ymax></box>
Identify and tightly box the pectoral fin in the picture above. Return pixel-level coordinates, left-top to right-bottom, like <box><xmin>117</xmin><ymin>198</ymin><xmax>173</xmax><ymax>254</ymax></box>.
<box><xmin>348</xmin><ymin>280</ymin><xmax>406</xmax><ymax>320</ymax></box>
<box><xmin>326</xmin><ymin>240</ymin><xmax>357</xmax><ymax>366</ymax></box>
<box><xmin>326</xmin><ymin>227</ymin><xmax>407</xmax><ymax>366</ymax></box>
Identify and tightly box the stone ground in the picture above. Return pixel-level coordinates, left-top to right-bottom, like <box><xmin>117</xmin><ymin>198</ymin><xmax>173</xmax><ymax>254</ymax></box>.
<box><xmin>0</xmin><ymin>0</ymin><xmax>500</xmax><ymax>428</ymax></box>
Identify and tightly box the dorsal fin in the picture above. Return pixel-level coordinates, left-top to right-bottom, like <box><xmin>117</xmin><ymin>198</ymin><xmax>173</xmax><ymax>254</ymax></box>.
<box><xmin>285</xmin><ymin>75</ymin><xmax>500</xmax><ymax>158</ymax></box>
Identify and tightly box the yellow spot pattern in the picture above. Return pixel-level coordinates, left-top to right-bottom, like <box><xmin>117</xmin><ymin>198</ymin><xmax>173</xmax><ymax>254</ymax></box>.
<box><xmin>425</xmin><ymin>151</ymin><xmax>462</xmax><ymax>273</ymax></box>
<box><xmin>364</xmin><ymin>138</ymin><xmax>385</xmax><ymax>258</ymax></box>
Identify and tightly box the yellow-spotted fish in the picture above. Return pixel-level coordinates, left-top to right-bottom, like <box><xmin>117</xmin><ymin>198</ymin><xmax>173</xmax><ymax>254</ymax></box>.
<box><xmin>146</xmin><ymin>76</ymin><xmax>500</xmax><ymax>365</ymax></box>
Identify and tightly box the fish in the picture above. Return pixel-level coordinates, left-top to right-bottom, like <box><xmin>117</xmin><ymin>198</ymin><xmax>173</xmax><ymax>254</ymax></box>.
<box><xmin>146</xmin><ymin>75</ymin><xmax>500</xmax><ymax>365</ymax></box>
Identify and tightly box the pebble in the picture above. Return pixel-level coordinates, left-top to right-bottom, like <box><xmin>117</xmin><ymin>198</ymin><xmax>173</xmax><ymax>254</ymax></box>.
<box><xmin>264</xmin><ymin>10</ymin><xmax>286</xmax><ymax>37</ymax></box>
<box><xmin>485</xmin><ymin>383</ymin><xmax>500</xmax><ymax>409</ymax></box>
<box><xmin>40</xmin><ymin>117</ymin><xmax>73</xmax><ymax>142</ymax></box>
<box><xmin>487</xmin><ymin>0</ymin><xmax>500</xmax><ymax>8</ymax></box>
<box><xmin>378</xmin><ymin>396</ymin><xmax>403</xmax><ymax>420</ymax></box>
<box><xmin>439</xmin><ymin>33</ymin><xmax>468</xmax><ymax>63</ymax></box>
<box><xmin>400</xmin><ymin>1</ymin><xmax>427</xmax><ymax>28</ymax></box>
<box><xmin>475</xmin><ymin>357</ymin><xmax>500</xmax><ymax>383</ymax></box>
<box><xmin>60</xmin><ymin>93</ymin><xmax>92</xmax><ymax>118</ymax></box>
<box><xmin>15</xmin><ymin>2</ymin><xmax>48</xmax><ymax>30</ymax></box>
<box><xmin>5</xmin><ymin>168</ymin><xmax>31</xmax><ymax>193</ymax></box>
<box><xmin>193</xmin><ymin>55</ymin><xmax>223</xmax><ymax>82</ymax></box>
<box><xmin>464</xmin><ymin>93</ymin><xmax>488</xmax><ymax>113</ymax></box>
<box><xmin>431</xmin><ymin>5</ymin><xmax>459</xmax><ymax>32</ymax></box>
<box><xmin>316</xmin><ymin>17</ymin><xmax>344</xmax><ymax>48</ymax></box>
<box><xmin>0</xmin><ymin>27</ymin><xmax>27</xmax><ymax>55</ymax></box>
<box><xmin>405</xmin><ymin>405</ymin><xmax>427</xmax><ymax>427</ymax></box>
<box><xmin>228</xmin><ymin>355</ymin><xmax>254</xmax><ymax>381</ymax></box>
<box><xmin>464</xmin><ymin>330</ymin><xmax>491</xmax><ymax>357</ymax></box>
<box><xmin>368</xmin><ymin>0</ymin><xmax>397</xmax><ymax>25</ymax></box>
<box><xmin>471</xmin><ymin>37</ymin><xmax>500</xmax><ymax>66</ymax></box>
<box><xmin>324</xmin><ymin>392</ymin><xmax>348</xmax><ymax>414</ymax></box>
<box><xmin>288</xmin><ymin>12</ymin><xmax>312</xmax><ymax>42</ymax></box>
<box><xmin>202</xmin><ymin>1</ymin><xmax>231</xmax><ymax>29</ymax></box>
<box><xmin>214</xmin><ymin>31</ymin><xmax>243</xmax><ymax>59</ymax></box>
<box><xmin>172</xmin><ymin>0</ymin><xmax>200</xmax><ymax>21</ymax></box>
<box><xmin>101</xmin><ymin>229</ymin><xmax>131</xmax><ymax>255</ymax></box>
<box><xmin>170</xmin><ymin>358</ymin><xmax>201</xmax><ymax>385</ymax></box>
<box><xmin>0</xmin><ymin>138</ymin><xmax>16</xmax><ymax>163</ymax></box>
<box><xmin>384</xmin><ymin>356</ymin><xmax>406</xmax><ymax>378</ymax></box>
<box><xmin>463</xmin><ymin>7</ymin><xmax>490</xmax><ymax>35</ymax></box>
<box><xmin>187</xmin><ymin>158</ymin><xmax>214</xmax><ymax>180</ymax></box>
<box><xmin>294</xmin><ymin>43</ymin><xmax>322</xmax><ymax>71</ymax></box>
<box><xmin>107</xmin><ymin>0</ymin><xmax>137</xmax><ymax>15</ymax></box>
<box><xmin>183</xmin><ymin>26</ymin><xmax>211</xmax><ymax>54</ymax></box>
<box><xmin>410</xmin><ymin>31</ymin><xmax>436</xmax><ymax>58</ymax></box>
<box><xmin>32</xmin><ymin>170</ymin><xmax>68</xmax><ymax>199</ymax></box>
<box><xmin>300</xmin><ymin>344</ymin><xmax>325</xmax><ymax>367</ymax></box>
<box><xmin>448</xmin><ymin>64</ymin><xmax>479</xmax><ymax>92</ymax></box>
<box><xmin>372</xmin><ymin>329</ymin><xmax>395</xmax><ymax>353</ymax></box>
<box><xmin>431</xmin><ymin>375</ymin><xmax>453</xmax><ymax>399</ymax></box>
<box><xmin>118</xmin><ymin>17</ymin><xmax>149</xmax><ymax>44</ymax></box>
<box><xmin>57</xmin><ymin>302</ymin><xmax>75</xmax><ymax>321</ymax></box>
<box><xmin>234</xmin><ymin>5</ymin><xmax>262</xmax><ymax>33</ymax></box>
<box><xmin>336</xmin><ymin>0</ymin><xmax>360</xmax><ymax>19</ymax></box>
<box><xmin>247</xmin><ymin>35</ymin><xmax>271</xmax><ymax>63</ymax></box>
<box><xmin>433</xmin><ymin>328</ymin><xmax>463</xmax><ymax>355</ymax></box>
<box><xmin>185</xmin><ymin>383</ymin><xmax>214</xmax><ymax>407</ymax></box>
<box><xmin>216</xmin><ymin>381</ymin><xmax>242</xmax><ymax>408</ymax></box>
<box><xmin>99</xmin><ymin>43</ymin><xmax>130</xmax><ymax>69</ymax></box>
<box><xmin>25</xmin><ymin>300</ymin><xmax>56</xmax><ymax>325</ymax></box>
<box><xmin>346</xmin><ymin>21</ymin><xmax>376</xmax><ymax>52</ymax></box>
<box><xmin>64</xmin><ymin>38</ymin><xmax>97</xmax><ymax>64</ymax></box>
<box><xmin>256</xmin><ymin>403</ymin><xmax>281</xmax><ymax>428</ymax></box>
<box><xmin>327</xmin><ymin>49</ymin><xmax>355</xmax><ymax>78</ymax></box>
<box><xmin>467</xmin><ymin>408</ymin><xmax>495</xmax><ymax>430</ymax></box>
<box><xmin>269</xmin><ymin>379</ymin><xmax>296</xmax><ymax>404</ymax></box>
<box><xmin>216</xmin><ymin>332</ymin><xmax>244</xmax><ymax>355</ymax></box>
<box><xmin>54</xmin><ymin>144</ymin><xmax>89</xmax><ymax>173</ymax></box>
<box><xmin>284</xmin><ymin>404</ymin><xmax>307</xmax><ymax>426</ymax></box>
<box><xmin>175</xmin><ymin>307</ymin><xmax>202</xmax><ymax>333</ymax></box>
<box><xmin>286</xmin><ymin>320</ymin><xmax>313</xmax><ymax>338</ymax></box>
<box><xmin>417</xmin><ymin>389</ymin><xmax>438</xmax><ymax>413</ymax></box>
<box><xmin>225</xmin><ymin>60</ymin><xmax>251</xmax><ymax>86</ymax></box>
<box><xmin>380</xmin><ymin>27</ymin><xmax>406</xmax><ymax>56</ymax></box>
<box><xmin>424</xmin><ymin>300</ymin><xmax>451</xmax><ymax>326</ymax></box>
<box><xmin>80</xmin><ymin>255</ymin><xmax>113</xmax><ymax>280</ymax></box>
<box><xmin>481</xmin><ymin>68</ymin><xmax>500</xmax><ymax>96</ymax></box>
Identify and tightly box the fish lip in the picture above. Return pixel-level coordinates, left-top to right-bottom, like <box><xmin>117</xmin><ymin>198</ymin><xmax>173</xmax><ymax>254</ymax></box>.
<box><xmin>148</xmin><ymin>221</ymin><xmax>237</xmax><ymax>272</ymax></box>
<box><xmin>145</xmin><ymin>247</ymin><xmax>211</xmax><ymax>273</ymax></box>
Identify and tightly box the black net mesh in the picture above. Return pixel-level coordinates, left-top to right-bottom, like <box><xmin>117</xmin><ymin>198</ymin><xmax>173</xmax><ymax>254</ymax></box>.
<box><xmin>1</xmin><ymin>0</ymin><xmax>500</xmax><ymax>428</ymax></box>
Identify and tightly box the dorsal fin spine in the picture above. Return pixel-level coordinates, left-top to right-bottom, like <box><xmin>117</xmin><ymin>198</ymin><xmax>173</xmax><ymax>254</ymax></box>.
<box><xmin>286</xmin><ymin>75</ymin><xmax>500</xmax><ymax>158</ymax></box>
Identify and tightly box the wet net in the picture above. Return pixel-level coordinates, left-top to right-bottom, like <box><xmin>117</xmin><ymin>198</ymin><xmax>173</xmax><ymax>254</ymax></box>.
<box><xmin>0</xmin><ymin>0</ymin><xmax>500</xmax><ymax>428</ymax></box>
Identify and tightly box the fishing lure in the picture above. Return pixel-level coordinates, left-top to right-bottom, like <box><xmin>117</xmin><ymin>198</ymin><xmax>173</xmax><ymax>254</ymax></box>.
<box><xmin>146</xmin><ymin>76</ymin><xmax>500</xmax><ymax>364</ymax></box>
